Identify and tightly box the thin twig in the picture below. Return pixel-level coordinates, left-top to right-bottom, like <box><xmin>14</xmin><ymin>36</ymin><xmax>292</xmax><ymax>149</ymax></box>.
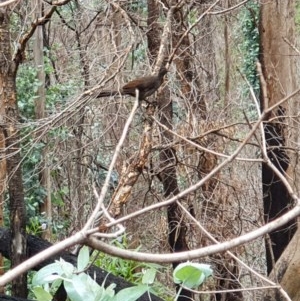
<box><xmin>208</xmin><ymin>0</ymin><xmax>250</xmax><ymax>15</ymax></box>
<box><xmin>153</xmin><ymin>116</ymin><xmax>262</xmax><ymax>162</ymax></box>
<box><xmin>168</xmin><ymin>0</ymin><xmax>221</xmax><ymax>65</ymax></box>
<box><xmin>83</xmin><ymin>97</ymin><xmax>139</xmax><ymax>231</ymax></box>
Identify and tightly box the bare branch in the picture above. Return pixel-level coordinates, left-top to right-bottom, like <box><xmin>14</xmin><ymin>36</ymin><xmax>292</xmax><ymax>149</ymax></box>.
<box><xmin>83</xmin><ymin>98</ymin><xmax>139</xmax><ymax>231</ymax></box>
<box><xmin>13</xmin><ymin>0</ymin><xmax>73</xmax><ymax>69</ymax></box>
<box><xmin>85</xmin><ymin>201</ymin><xmax>300</xmax><ymax>263</ymax></box>
<box><xmin>208</xmin><ymin>0</ymin><xmax>250</xmax><ymax>15</ymax></box>
<box><xmin>0</xmin><ymin>0</ymin><xmax>20</xmax><ymax>7</ymax></box>
<box><xmin>168</xmin><ymin>0</ymin><xmax>221</xmax><ymax>65</ymax></box>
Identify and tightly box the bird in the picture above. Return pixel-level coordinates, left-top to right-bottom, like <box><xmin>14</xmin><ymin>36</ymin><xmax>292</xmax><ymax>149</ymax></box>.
<box><xmin>96</xmin><ymin>66</ymin><xmax>168</xmax><ymax>101</ymax></box>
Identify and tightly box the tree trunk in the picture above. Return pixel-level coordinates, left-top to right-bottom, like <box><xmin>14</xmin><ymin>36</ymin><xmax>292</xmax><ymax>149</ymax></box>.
<box><xmin>147</xmin><ymin>1</ymin><xmax>192</xmax><ymax>299</ymax></box>
<box><xmin>32</xmin><ymin>0</ymin><xmax>52</xmax><ymax>240</ymax></box>
<box><xmin>0</xmin><ymin>96</ymin><xmax>6</xmax><ymax>295</ymax></box>
<box><xmin>0</xmin><ymin>7</ymin><xmax>27</xmax><ymax>298</ymax></box>
<box><xmin>260</xmin><ymin>0</ymin><xmax>297</xmax><ymax>275</ymax></box>
<box><xmin>260</xmin><ymin>1</ymin><xmax>300</xmax><ymax>300</ymax></box>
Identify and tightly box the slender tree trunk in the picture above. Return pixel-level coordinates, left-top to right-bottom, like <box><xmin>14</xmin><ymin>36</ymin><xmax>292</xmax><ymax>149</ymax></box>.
<box><xmin>147</xmin><ymin>1</ymin><xmax>191</xmax><ymax>300</ymax></box>
<box><xmin>158</xmin><ymin>102</ymin><xmax>191</xmax><ymax>301</ymax></box>
<box><xmin>33</xmin><ymin>0</ymin><xmax>52</xmax><ymax>240</ymax></box>
<box><xmin>0</xmin><ymin>13</ymin><xmax>7</xmax><ymax>285</ymax></box>
<box><xmin>0</xmin><ymin>130</ymin><xmax>6</xmax><ymax>294</ymax></box>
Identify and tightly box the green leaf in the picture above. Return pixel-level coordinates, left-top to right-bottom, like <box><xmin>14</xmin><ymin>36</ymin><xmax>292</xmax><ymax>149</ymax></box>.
<box><xmin>101</xmin><ymin>283</ymin><xmax>116</xmax><ymax>299</ymax></box>
<box><xmin>95</xmin><ymin>286</ymin><xmax>115</xmax><ymax>301</ymax></box>
<box><xmin>32</xmin><ymin>262</ymin><xmax>64</xmax><ymax>286</ymax></box>
<box><xmin>32</xmin><ymin>286</ymin><xmax>53</xmax><ymax>301</ymax></box>
<box><xmin>173</xmin><ymin>262</ymin><xmax>212</xmax><ymax>289</ymax></box>
<box><xmin>64</xmin><ymin>273</ymin><xmax>101</xmax><ymax>301</ymax></box>
<box><xmin>142</xmin><ymin>268</ymin><xmax>156</xmax><ymax>285</ymax></box>
<box><xmin>64</xmin><ymin>276</ymin><xmax>86</xmax><ymax>301</ymax></box>
<box><xmin>77</xmin><ymin>246</ymin><xmax>90</xmax><ymax>271</ymax></box>
<box><xmin>113</xmin><ymin>285</ymin><xmax>148</xmax><ymax>301</ymax></box>
<box><xmin>59</xmin><ymin>258</ymin><xmax>75</xmax><ymax>277</ymax></box>
<box><xmin>94</xmin><ymin>286</ymin><xmax>107</xmax><ymax>301</ymax></box>
<box><xmin>33</xmin><ymin>259</ymin><xmax>76</xmax><ymax>287</ymax></box>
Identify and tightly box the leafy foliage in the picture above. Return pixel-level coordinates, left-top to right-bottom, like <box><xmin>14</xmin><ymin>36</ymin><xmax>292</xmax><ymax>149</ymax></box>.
<box><xmin>295</xmin><ymin>1</ymin><xmax>300</xmax><ymax>32</ymax></box>
<box><xmin>240</xmin><ymin>0</ymin><xmax>260</xmax><ymax>94</ymax></box>
<box><xmin>15</xmin><ymin>58</ymin><xmax>79</xmax><ymax>233</ymax></box>
<box><xmin>92</xmin><ymin>237</ymin><xmax>158</xmax><ymax>283</ymax></box>
<box><xmin>91</xmin><ymin>237</ymin><xmax>172</xmax><ymax>299</ymax></box>
<box><xmin>31</xmin><ymin>246</ymin><xmax>151</xmax><ymax>301</ymax></box>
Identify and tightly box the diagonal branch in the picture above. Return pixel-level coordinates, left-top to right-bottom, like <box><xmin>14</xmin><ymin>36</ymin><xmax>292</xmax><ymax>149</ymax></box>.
<box><xmin>0</xmin><ymin>0</ymin><xmax>20</xmax><ymax>7</ymax></box>
<box><xmin>13</xmin><ymin>0</ymin><xmax>72</xmax><ymax>69</ymax></box>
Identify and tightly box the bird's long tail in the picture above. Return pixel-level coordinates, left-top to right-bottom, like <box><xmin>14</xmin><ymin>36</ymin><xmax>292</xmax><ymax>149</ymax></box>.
<box><xmin>95</xmin><ymin>90</ymin><xmax>122</xmax><ymax>98</ymax></box>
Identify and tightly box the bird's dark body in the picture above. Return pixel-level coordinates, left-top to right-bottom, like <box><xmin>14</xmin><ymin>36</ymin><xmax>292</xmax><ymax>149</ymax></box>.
<box><xmin>97</xmin><ymin>67</ymin><xmax>168</xmax><ymax>101</ymax></box>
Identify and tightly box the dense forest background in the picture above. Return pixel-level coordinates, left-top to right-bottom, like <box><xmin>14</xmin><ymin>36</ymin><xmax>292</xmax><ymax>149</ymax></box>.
<box><xmin>0</xmin><ymin>0</ymin><xmax>300</xmax><ymax>300</ymax></box>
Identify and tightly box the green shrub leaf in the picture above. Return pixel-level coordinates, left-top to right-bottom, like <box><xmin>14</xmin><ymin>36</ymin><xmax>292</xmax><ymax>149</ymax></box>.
<box><xmin>173</xmin><ymin>262</ymin><xmax>212</xmax><ymax>289</ymax></box>
<box><xmin>77</xmin><ymin>246</ymin><xmax>90</xmax><ymax>271</ymax></box>
<box><xmin>32</xmin><ymin>262</ymin><xmax>64</xmax><ymax>285</ymax></box>
<box><xmin>142</xmin><ymin>268</ymin><xmax>156</xmax><ymax>285</ymax></box>
<box><xmin>32</xmin><ymin>286</ymin><xmax>53</xmax><ymax>301</ymax></box>
<box><xmin>113</xmin><ymin>285</ymin><xmax>148</xmax><ymax>301</ymax></box>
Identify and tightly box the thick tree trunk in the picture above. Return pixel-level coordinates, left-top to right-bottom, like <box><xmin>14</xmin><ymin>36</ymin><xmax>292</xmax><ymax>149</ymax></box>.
<box><xmin>259</xmin><ymin>0</ymin><xmax>297</xmax><ymax>276</ymax></box>
<box><xmin>259</xmin><ymin>2</ymin><xmax>300</xmax><ymax>300</ymax></box>
<box><xmin>0</xmin><ymin>7</ymin><xmax>27</xmax><ymax>298</ymax></box>
<box><xmin>264</xmin><ymin>228</ymin><xmax>300</xmax><ymax>301</ymax></box>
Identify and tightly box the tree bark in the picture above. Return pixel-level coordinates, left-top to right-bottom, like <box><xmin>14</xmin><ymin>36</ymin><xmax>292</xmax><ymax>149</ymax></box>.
<box><xmin>260</xmin><ymin>0</ymin><xmax>297</xmax><ymax>276</ymax></box>
<box><xmin>0</xmin><ymin>7</ymin><xmax>27</xmax><ymax>298</ymax></box>
<box><xmin>147</xmin><ymin>2</ymin><xmax>192</xmax><ymax>299</ymax></box>
<box><xmin>0</xmin><ymin>131</ymin><xmax>5</xmax><ymax>294</ymax></box>
<box><xmin>32</xmin><ymin>0</ymin><xmax>52</xmax><ymax>240</ymax></box>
